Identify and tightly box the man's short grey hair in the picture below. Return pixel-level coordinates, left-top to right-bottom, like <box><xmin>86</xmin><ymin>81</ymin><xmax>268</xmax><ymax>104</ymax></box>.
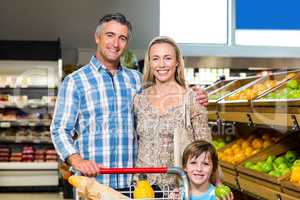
<box><xmin>95</xmin><ymin>13</ymin><xmax>132</xmax><ymax>39</ymax></box>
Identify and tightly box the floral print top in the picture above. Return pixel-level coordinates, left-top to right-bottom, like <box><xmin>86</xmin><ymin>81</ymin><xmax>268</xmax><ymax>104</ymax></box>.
<box><xmin>134</xmin><ymin>88</ymin><xmax>211</xmax><ymax>186</ymax></box>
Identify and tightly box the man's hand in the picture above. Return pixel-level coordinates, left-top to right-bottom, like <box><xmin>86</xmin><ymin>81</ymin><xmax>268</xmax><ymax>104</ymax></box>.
<box><xmin>192</xmin><ymin>85</ymin><xmax>208</xmax><ymax>107</ymax></box>
<box><xmin>68</xmin><ymin>154</ymin><xmax>99</xmax><ymax>177</ymax></box>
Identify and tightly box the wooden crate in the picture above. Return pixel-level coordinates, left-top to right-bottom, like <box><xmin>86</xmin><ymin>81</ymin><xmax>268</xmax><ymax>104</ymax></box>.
<box><xmin>279</xmin><ymin>192</ymin><xmax>300</xmax><ymax>200</ymax></box>
<box><xmin>238</xmin><ymin>174</ymin><xmax>281</xmax><ymax>200</ymax></box>
<box><xmin>237</xmin><ymin>134</ymin><xmax>299</xmax><ymax>188</ymax></box>
<box><xmin>221</xmin><ymin>167</ymin><xmax>239</xmax><ymax>189</ymax></box>
<box><xmin>281</xmin><ymin>176</ymin><xmax>300</xmax><ymax>198</ymax></box>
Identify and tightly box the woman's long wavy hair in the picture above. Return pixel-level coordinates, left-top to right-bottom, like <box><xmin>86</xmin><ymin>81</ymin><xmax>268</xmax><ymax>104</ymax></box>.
<box><xmin>143</xmin><ymin>36</ymin><xmax>186</xmax><ymax>89</ymax></box>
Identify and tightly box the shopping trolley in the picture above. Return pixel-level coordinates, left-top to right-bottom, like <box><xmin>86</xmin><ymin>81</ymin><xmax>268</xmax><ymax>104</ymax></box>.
<box><xmin>70</xmin><ymin>166</ymin><xmax>189</xmax><ymax>200</ymax></box>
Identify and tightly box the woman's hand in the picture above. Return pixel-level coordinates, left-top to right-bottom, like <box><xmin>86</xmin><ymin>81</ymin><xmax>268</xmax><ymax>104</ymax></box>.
<box><xmin>192</xmin><ymin>86</ymin><xmax>208</xmax><ymax>107</ymax></box>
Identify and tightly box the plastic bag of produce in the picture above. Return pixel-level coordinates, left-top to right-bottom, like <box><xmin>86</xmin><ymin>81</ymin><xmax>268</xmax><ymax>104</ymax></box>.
<box><xmin>68</xmin><ymin>176</ymin><xmax>131</xmax><ymax>200</ymax></box>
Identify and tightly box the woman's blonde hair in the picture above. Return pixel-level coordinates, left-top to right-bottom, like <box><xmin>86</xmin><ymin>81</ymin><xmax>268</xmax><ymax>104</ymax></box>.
<box><xmin>143</xmin><ymin>36</ymin><xmax>186</xmax><ymax>88</ymax></box>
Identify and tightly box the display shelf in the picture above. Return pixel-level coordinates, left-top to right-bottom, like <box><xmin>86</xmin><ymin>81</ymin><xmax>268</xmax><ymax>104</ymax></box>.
<box><xmin>0</xmin><ymin>162</ymin><xmax>58</xmax><ymax>187</ymax></box>
<box><xmin>0</xmin><ymin>40</ymin><xmax>61</xmax><ymax>188</ymax></box>
<box><xmin>0</xmin><ymin>120</ymin><xmax>51</xmax><ymax>127</ymax></box>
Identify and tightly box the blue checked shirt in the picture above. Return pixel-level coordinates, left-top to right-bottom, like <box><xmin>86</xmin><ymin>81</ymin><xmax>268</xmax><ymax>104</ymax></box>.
<box><xmin>51</xmin><ymin>55</ymin><xmax>142</xmax><ymax>188</ymax></box>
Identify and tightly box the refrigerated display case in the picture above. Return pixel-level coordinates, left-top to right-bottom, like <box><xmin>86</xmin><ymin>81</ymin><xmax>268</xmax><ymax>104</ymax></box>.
<box><xmin>0</xmin><ymin>40</ymin><xmax>62</xmax><ymax>190</ymax></box>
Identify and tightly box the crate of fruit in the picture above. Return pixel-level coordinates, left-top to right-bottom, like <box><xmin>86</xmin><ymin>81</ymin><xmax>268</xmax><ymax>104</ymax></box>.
<box><xmin>208</xmin><ymin>76</ymin><xmax>258</xmax><ymax>105</ymax></box>
<box><xmin>219</xmin><ymin>71</ymin><xmax>297</xmax><ymax>106</ymax></box>
<box><xmin>237</xmin><ymin>133</ymin><xmax>300</xmax><ymax>190</ymax></box>
<box><xmin>217</xmin><ymin>128</ymin><xmax>283</xmax><ymax>171</ymax></box>
<box><xmin>253</xmin><ymin>72</ymin><xmax>300</xmax><ymax>107</ymax></box>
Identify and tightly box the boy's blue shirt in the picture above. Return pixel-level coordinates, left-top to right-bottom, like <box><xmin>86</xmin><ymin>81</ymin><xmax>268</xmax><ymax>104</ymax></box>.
<box><xmin>188</xmin><ymin>184</ymin><xmax>216</xmax><ymax>200</ymax></box>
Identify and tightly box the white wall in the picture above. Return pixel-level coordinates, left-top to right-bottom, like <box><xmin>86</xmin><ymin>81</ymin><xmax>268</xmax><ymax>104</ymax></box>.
<box><xmin>0</xmin><ymin>0</ymin><xmax>159</xmax><ymax>64</ymax></box>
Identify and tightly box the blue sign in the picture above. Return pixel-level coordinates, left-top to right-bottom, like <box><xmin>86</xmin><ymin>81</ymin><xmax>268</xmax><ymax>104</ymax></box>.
<box><xmin>236</xmin><ymin>0</ymin><xmax>300</xmax><ymax>30</ymax></box>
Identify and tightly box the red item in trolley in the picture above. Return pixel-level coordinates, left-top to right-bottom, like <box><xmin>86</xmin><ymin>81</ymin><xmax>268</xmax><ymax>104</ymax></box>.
<box><xmin>69</xmin><ymin>167</ymin><xmax>190</xmax><ymax>200</ymax></box>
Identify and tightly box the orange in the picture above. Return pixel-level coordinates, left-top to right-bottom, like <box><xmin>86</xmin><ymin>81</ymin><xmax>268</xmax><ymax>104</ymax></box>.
<box><xmin>223</xmin><ymin>148</ymin><xmax>233</xmax><ymax>156</ymax></box>
<box><xmin>235</xmin><ymin>139</ymin><xmax>245</xmax><ymax>145</ymax></box>
<box><xmin>244</xmin><ymin>147</ymin><xmax>254</xmax><ymax>157</ymax></box>
<box><xmin>234</xmin><ymin>152</ymin><xmax>246</xmax><ymax>163</ymax></box>
<box><xmin>252</xmin><ymin>138</ymin><xmax>264</xmax><ymax>149</ymax></box>
<box><xmin>241</xmin><ymin>141</ymin><xmax>251</xmax><ymax>149</ymax></box>
<box><xmin>263</xmin><ymin>140</ymin><xmax>273</xmax><ymax>148</ymax></box>
<box><xmin>233</xmin><ymin>147</ymin><xmax>242</xmax><ymax>155</ymax></box>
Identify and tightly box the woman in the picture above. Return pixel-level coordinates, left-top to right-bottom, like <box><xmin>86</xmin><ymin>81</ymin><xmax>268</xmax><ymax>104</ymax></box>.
<box><xmin>134</xmin><ymin>36</ymin><xmax>213</xmax><ymax>187</ymax></box>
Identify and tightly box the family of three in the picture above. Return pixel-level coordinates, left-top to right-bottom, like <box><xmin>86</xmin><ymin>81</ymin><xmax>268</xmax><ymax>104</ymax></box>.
<box><xmin>50</xmin><ymin>13</ymin><xmax>233</xmax><ymax>200</ymax></box>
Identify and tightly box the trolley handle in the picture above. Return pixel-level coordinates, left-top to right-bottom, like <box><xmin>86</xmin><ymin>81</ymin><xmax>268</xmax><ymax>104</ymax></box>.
<box><xmin>98</xmin><ymin>167</ymin><xmax>168</xmax><ymax>174</ymax></box>
<box><xmin>69</xmin><ymin>166</ymin><xmax>189</xmax><ymax>200</ymax></box>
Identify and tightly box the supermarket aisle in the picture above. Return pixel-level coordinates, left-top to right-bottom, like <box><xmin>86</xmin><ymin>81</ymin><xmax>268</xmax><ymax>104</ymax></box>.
<box><xmin>0</xmin><ymin>192</ymin><xmax>72</xmax><ymax>200</ymax></box>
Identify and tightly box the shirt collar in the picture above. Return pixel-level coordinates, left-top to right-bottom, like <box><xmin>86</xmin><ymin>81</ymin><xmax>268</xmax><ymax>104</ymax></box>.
<box><xmin>90</xmin><ymin>54</ymin><xmax>123</xmax><ymax>72</ymax></box>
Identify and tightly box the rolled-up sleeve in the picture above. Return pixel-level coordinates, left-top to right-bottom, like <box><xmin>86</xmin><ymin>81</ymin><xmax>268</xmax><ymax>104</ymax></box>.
<box><xmin>50</xmin><ymin>76</ymin><xmax>80</xmax><ymax>161</ymax></box>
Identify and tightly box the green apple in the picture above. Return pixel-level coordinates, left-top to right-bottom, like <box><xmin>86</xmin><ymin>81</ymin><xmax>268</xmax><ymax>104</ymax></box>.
<box><xmin>252</xmin><ymin>164</ymin><xmax>264</xmax><ymax>172</ymax></box>
<box><xmin>268</xmin><ymin>170</ymin><xmax>282</xmax><ymax>177</ymax></box>
<box><xmin>280</xmin><ymin>168</ymin><xmax>291</xmax><ymax>176</ymax></box>
<box><xmin>261</xmin><ymin>162</ymin><xmax>273</xmax><ymax>173</ymax></box>
<box><xmin>274</xmin><ymin>156</ymin><xmax>287</xmax><ymax>166</ymax></box>
<box><xmin>287</xmin><ymin>80</ymin><xmax>298</xmax><ymax>89</ymax></box>
<box><xmin>244</xmin><ymin>161</ymin><xmax>255</xmax><ymax>169</ymax></box>
<box><xmin>276</xmin><ymin>163</ymin><xmax>289</xmax><ymax>171</ymax></box>
<box><xmin>215</xmin><ymin>184</ymin><xmax>231</xmax><ymax>198</ymax></box>
<box><xmin>293</xmin><ymin>159</ymin><xmax>300</xmax><ymax>167</ymax></box>
<box><xmin>266</xmin><ymin>155</ymin><xmax>276</xmax><ymax>164</ymax></box>
<box><xmin>284</xmin><ymin>151</ymin><xmax>297</xmax><ymax>163</ymax></box>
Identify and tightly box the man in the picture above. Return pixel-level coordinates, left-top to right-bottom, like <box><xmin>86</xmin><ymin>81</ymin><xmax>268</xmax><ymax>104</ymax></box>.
<box><xmin>51</xmin><ymin>13</ymin><xmax>208</xmax><ymax>190</ymax></box>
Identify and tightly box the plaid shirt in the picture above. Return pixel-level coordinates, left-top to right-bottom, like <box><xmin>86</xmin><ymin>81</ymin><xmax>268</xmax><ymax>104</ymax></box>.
<box><xmin>51</xmin><ymin>55</ymin><xmax>142</xmax><ymax>188</ymax></box>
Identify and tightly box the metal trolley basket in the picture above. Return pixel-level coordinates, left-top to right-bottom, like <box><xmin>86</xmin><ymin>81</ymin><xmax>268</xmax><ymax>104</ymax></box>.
<box><xmin>71</xmin><ymin>167</ymin><xmax>189</xmax><ymax>200</ymax></box>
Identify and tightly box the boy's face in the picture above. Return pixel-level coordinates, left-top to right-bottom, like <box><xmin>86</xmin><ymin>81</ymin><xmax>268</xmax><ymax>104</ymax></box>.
<box><xmin>184</xmin><ymin>152</ymin><xmax>213</xmax><ymax>188</ymax></box>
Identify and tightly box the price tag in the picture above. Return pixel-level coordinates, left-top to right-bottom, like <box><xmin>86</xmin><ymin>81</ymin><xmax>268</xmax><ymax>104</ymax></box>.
<box><xmin>0</xmin><ymin>122</ymin><xmax>11</xmax><ymax>128</ymax></box>
<box><xmin>28</xmin><ymin>122</ymin><xmax>36</xmax><ymax>126</ymax></box>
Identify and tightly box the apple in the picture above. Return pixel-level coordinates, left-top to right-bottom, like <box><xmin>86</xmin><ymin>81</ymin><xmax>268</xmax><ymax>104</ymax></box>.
<box><xmin>284</xmin><ymin>151</ymin><xmax>297</xmax><ymax>163</ymax></box>
<box><xmin>287</xmin><ymin>80</ymin><xmax>298</xmax><ymax>89</ymax></box>
<box><xmin>274</xmin><ymin>156</ymin><xmax>287</xmax><ymax>166</ymax></box>
<box><xmin>268</xmin><ymin>170</ymin><xmax>282</xmax><ymax>177</ymax></box>
<box><xmin>215</xmin><ymin>184</ymin><xmax>231</xmax><ymax>198</ymax></box>
<box><xmin>244</xmin><ymin>161</ymin><xmax>255</xmax><ymax>169</ymax></box>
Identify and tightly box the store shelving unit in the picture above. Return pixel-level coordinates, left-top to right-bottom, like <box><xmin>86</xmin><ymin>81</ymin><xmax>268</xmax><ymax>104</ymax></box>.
<box><xmin>0</xmin><ymin>40</ymin><xmax>62</xmax><ymax>190</ymax></box>
<box><xmin>208</xmin><ymin>72</ymin><xmax>300</xmax><ymax>200</ymax></box>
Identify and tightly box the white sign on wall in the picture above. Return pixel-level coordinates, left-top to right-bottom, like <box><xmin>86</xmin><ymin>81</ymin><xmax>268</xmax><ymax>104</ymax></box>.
<box><xmin>159</xmin><ymin>0</ymin><xmax>227</xmax><ymax>44</ymax></box>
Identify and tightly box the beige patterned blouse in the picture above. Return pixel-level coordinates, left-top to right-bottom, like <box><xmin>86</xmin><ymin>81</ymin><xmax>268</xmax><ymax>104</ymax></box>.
<box><xmin>133</xmin><ymin>88</ymin><xmax>211</xmax><ymax>186</ymax></box>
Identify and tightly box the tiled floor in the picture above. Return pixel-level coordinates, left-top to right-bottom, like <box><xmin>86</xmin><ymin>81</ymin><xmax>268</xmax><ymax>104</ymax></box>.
<box><xmin>0</xmin><ymin>192</ymin><xmax>72</xmax><ymax>200</ymax></box>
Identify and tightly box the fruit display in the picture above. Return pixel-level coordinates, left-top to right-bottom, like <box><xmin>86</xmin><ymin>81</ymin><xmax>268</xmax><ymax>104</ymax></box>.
<box><xmin>243</xmin><ymin>151</ymin><xmax>298</xmax><ymax>177</ymax></box>
<box><xmin>225</xmin><ymin>72</ymin><xmax>297</xmax><ymax>101</ymax></box>
<box><xmin>218</xmin><ymin>133</ymin><xmax>280</xmax><ymax>165</ymax></box>
<box><xmin>208</xmin><ymin>77</ymin><xmax>257</xmax><ymax>102</ymax></box>
<box><xmin>262</xmin><ymin>79</ymin><xmax>300</xmax><ymax>100</ymax></box>
<box><xmin>225</xmin><ymin>79</ymin><xmax>278</xmax><ymax>101</ymax></box>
